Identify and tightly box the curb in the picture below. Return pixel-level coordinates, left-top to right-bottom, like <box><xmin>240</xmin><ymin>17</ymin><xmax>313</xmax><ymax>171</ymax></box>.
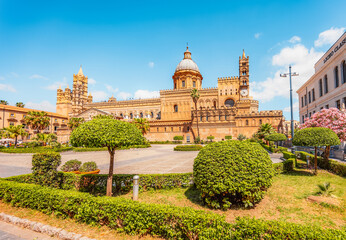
<box><xmin>0</xmin><ymin>212</ymin><xmax>96</xmax><ymax>240</ymax></box>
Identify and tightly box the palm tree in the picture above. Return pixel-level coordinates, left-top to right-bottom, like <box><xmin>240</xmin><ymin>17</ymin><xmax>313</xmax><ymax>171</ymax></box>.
<box><xmin>190</xmin><ymin>88</ymin><xmax>200</xmax><ymax>139</ymax></box>
<box><xmin>0</xmin><ymin>100</ymin><xmax>8</xmax><ymax>105</ymax></box>
<box><xmin>35</xmin><ymin>133</ymin><xmax>57</xmax><ymax>146</ymax></box>
<box><xmin>16</xmin><ymin>102</ymin><xmax>25</xmax><ymax>108</ymax></box>
<box><xmin>2</xmin><ymin>125</ymin><xmax>26</xmax><ymax>146</ymax></box>
<box><xmin>24</xmin><ymin>111</ymin><xmax>50</xmax><ymax>134</ymax></box>
<box><xmin>256</xmin><ymin>123</ymin><xmax>276</xmax><ymax>139</ymax></box>
<box><xmin>68</xmin><ymin>117</ymin><xmax>85</xmax><ymax>130</ymax></box>
<box><xmin>133</xmin><ymin>118</ymin><xmax>150</xmax><ymax>135</ymax></box>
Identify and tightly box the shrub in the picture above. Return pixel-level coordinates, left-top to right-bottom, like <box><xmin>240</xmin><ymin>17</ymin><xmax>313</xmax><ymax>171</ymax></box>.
<box><xmin>0</xmin><ymin>180</ymin><xmax>344</xmax><ymax>239</ymax></box>
<box><xmin>237</xmin><ymin>134</ymin><xmax>247</xmax><ymax>141</ymax></box>
<box><xmin>194</xmin><ymin>136</ymin><xmax>201</xmax><ymax>144</ymax></box>
<box><xmin>207</xmin><ymin>136</ymin><xmax>214</xmax><ymax>140</ymax></box>
<box><xmin>278</xmin><ymin>146</ymin><xmax>288</xmax><ymax>152</ymax></box>
<box><xmin>174</xmin><ymin>145</ymin><xmax>203</xmax><ymax>151</ymax></box>
<box><xmin>79</xmin><ymin>161</ymin><xmax>98</xmax><ymax>172</ymax></box>
<box><xmin>272</xmin><ymin>162</ymin><xmax>283</xmax><ymax>174</ymax></box>
<box><xmin>283</xmin><ymin>151</ymin><xmax>296</xmax><ymax>160</ymax></box>
<box><xmin>61</xmin><ymin>159</ymin><xmax>82</xmax><ymax>172</ymax></box>
<box><xmin>173</xmin><ymin>136</ymin><xmax>183</xmax><ymax>141</ymax></box>
<box><xmin>283</xmin><ymin>159</ymin><xmax>294</xmax><ymax>172</ymax></box>
<box><xmin>32</xmin><ymin>152</ymin><xmax>61</xmax><ymax>188</ymax></box>
<box><xmin>225</xmin><ymin>135</ymin><xmax>232</xmax><ymax>140</ymax></box>
<box><xmin>194</xmin><ymin>141</ymin><xmax>274</xmax><ymax>209</ymax></box>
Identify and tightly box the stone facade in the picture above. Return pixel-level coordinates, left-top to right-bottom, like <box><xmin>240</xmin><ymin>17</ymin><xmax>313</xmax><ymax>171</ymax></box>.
<box><xmin>57</xmin><ymin>48</ymin><xmax>283</xmax><ymax>143</ymax></box>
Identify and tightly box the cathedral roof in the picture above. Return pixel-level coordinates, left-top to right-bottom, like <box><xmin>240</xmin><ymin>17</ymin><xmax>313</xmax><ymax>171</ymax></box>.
<box><xmin>78</xmin><ymin>65</ymin><xmax>84</xmax><ymax>76</ymax></box>
<box><xmin>175</xmin><ymin>47</ymin><xmax>200</xmax><ymax>73</ymax></box>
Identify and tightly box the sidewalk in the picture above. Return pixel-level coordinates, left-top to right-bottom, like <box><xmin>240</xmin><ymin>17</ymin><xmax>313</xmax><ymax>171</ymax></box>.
<box><xmin>0</xmin><ymin>221</ymin><xmax>55</xmax><ymax>240</ymax></box>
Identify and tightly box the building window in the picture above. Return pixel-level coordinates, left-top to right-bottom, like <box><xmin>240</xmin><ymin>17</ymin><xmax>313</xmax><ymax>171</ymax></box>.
<box><xmin>343</xmin><ymin>97</ymin><xmax>346</xmax><ymax>108</ymax></box>
<box><xmin>304</xmin><ymin>95</ymin><xmax>307</xmax><ymax>106</ymax></box>
<box><xmin>10</xmin><ymin>122</ymin><xmax>14</xmax><ymax>126</ymax></box>
<box><xmin>179</xmin><ymin>126</ymin><xmax>181</xmax><ymax>131</ymax></box>
<box><xmin>140</xmin><ymin>112</ymin><xmax>143</xmax><ymax>118</ymax></box>
<box><xmin>200</xmin><ymin>115</ymin><xmax>203</xmax><ymax>121</ymax></box>
<box><xmin>246</xmin><ymin>120</ymin><xmax>249</xmax><ymax>126</ymax></box>
<box><xmin>219</xmin><ymin>114</ymin><xmax>221</xmax><ymax>120</ymax></box>
<box><xmin>342</xmin><ymin>60</ymin><xmax>346</xmax><ymax>84</ymax></box>
<box><xmin>187</xmin><ymin>126</ymin><xmax>190</xmax><ymax>131</ymax></box>
<box><xmin>224</xmin><ymin>99</ymin><xmax>235</xmax><ymax>107</ymax></box>
<box><xmin>308</xmin><ymin>91</ymin><xmax>311</xmax><ymax>104</ymax></box>
<box><xmin>206</xmin><ymin>113</ymin><xmax>209</xmax><ymax>121</ymax></box>
<box><xmin>312</xmin><ymin>89</ymin><xmax>315</xmax><ymax>101</ymax></box>
<box><xmin>259</xmin><ymin>119</ymin><xmax>262</xmax><ymax>124</ymax></box>
<box><xmin>334</xmin><ymin>66</ymin><xmax>339</xmax><ymax>88</ymax></box>
<box><xmin>130</xmin><ymin>113</ymin><xmax>133</xmax><ymax>119</ymax></box>
<box><xmin>302</xmin><ymin>115</ymin><xmax>304</xmax><ymax>123</ymax></box>
<box><xmin>336</xmin><ymin>100</ymin><xmax>341</xmax><ymax>110</ymax></box>
<box><xmin>164</xmin><ymin>127</ymin><xmax>166</xmax><ymax>132</ymax></box>
<box><xmin>319</xmin><ymin>79</ymin><xmax>323</xmax><ymax>97</ymax></box>
<box><xmin>182</xmin><ymin>81</ymin><xmax>185</xmax><ymax>87</ymax></box>
<box><xmin>120</xmin><ymin>113</ymin><xmax>123</xmax><ymax>117</ymax></box>
<box><xmin>301</xmin><ymin>97</ymin><xmax>304</xmax><ymax>107</ymax></box>
<box><xmin>309</xmin><ymin>112</ymin><xmax>311</xmax><ymax>118</ymax></box>
<box><xmin>171</xmin><ymin>127</ymin><xmax>173</xmax><ymax>131</ymax></box>
<box><xmin>193</xmin><ymin>81</ymin><xmax>196</xmax><ymax>87</ymax></box>
<box><xmin>325</xmin><ymin>104</ymin><xmax>329</xmax><ymax>109</ymax></box>
<box><xmin>10</xmin><ymin>113</ymin><xmax>14</xmax><ymax>117</ymax></box>
<box><xmin>213</xmin><ymin>101</ymin><xmax>217</xmax><ymax>108</ymax></box>
<box><xmin>54</xmin><ymin>126</ymin><xmax>58</xmax><ymax>131</ymax></box>
<box><xmin>320</xmin><ymin>107</ymin><xmax>323</xmax><ymax>110</ymax></box>
<box><xmin>174</xmin><ymin>83</ymin><xmax>177</xmax><ymax>89</ymax></box>
<box><xmin>157</xmin><ymin>127</ymin><xmax>159</xmax><ymax>132</ymax></box>
<box><xmin>174</xmin><ymin>105</ymin><xmax>178</xmax><ymax>112</ymax></box>
<box><xmin>324</xmin><ymin>75</ymin><xmax>328</xmax><ymax>94</ymax></box>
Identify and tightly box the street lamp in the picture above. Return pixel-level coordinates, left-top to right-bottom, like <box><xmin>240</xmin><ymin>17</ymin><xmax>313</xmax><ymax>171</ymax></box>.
<box><xmin>280</xmin><ymin>65</ymin><xmax>299</xmax><ymax>142</ymax></box>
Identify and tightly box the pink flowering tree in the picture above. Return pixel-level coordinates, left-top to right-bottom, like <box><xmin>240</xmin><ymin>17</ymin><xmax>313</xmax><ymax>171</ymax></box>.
<box><xmin>299</xmin><ymin>108</ymin><xmax>346</xmax><ymax>161</ymax></box>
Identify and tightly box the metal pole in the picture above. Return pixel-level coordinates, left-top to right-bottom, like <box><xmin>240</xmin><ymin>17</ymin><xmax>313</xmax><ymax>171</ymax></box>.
<box><xmin>289</xmin><ymin>65</ymin><xmax>294</xmax><ymax>141</ymax></box>
<box><xmin>133</xmin><ymin>175</ymin><xmax>139</xmax><ymax>201</ymax></box>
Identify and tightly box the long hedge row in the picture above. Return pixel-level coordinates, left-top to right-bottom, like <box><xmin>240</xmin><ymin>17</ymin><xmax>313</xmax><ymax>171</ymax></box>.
<box><xmin>0</xmin><ymin>180</ymin><xmax>345</xmax><ymax>239</ymax></box>
<box><xmin>174</xmin><ymin>145</ymin><xmax>203</xmax><ymax>151</ymax></box>
<box><xmin>5</xmin><ymin>172</ymin><xmax>194</xmax><ymax>195</ymax></box>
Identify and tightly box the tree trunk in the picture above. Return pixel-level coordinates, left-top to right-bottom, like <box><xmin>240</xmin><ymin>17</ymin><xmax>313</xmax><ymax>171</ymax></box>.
<box><xmin>15</xmin><ymin>136</ymin><xmax>18</xmax><ymax>146</ymax></box>
<box><xmin>324</xmin><ymin>145</ymin><xmax>330</xmax><ymax>162</ymax></box>
<box><xmin>314</xmin><ymin>146</ymin><xmax>318</xmax><ymax>175</ymax></box>
<box><xmin>107</xmin><ymin>147</ymin><xmax>115</xmax><ymax>196</ymax></box>
<box><xmin>194</xmin><ymin>101</ymin><xmax>200</xmax><ymax>138</ymax></box>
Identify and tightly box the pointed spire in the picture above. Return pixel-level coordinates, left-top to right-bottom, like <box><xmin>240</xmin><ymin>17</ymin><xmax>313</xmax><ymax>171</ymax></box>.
<box><xmin>59</xmin><ymin>85</ymin><xmax>62</xmax><ymax>89</ymax></box>
<box><xmin>78</xmin><ymin>65</ymin><xmax>84</xmax><ymax>76</ymax></box>
<box><xmin>242</xmin><ymin>49</ymin><xmax>246</xmax><ymax>59</ymax></box>
<box><xmin>184</xmin><ymin>45</ymin><xmax>191</xmax><ymax>59</ymax></box>
<box><xmin>66</xmin><ymin>84</ymin><xmax>69</xmax><ymax>89</ymax></box>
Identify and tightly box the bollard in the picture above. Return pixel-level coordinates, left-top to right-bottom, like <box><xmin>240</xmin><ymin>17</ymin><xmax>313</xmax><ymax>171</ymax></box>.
<box><xmin>133</xmin><ymin>175</ymin><xmax>139</xmax><ymax>201</ymax></box>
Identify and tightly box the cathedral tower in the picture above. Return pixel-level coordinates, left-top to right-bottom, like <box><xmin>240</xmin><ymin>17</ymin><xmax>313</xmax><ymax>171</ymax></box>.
<box><xmin>239</xmin><ymin>50</ymin><xmax>250</xmax><ymax>99</ymax></box>
<box><xmin>172</xmin><ymin>47</ymin><xmax>203</xmax><ymax>90</ymax></box>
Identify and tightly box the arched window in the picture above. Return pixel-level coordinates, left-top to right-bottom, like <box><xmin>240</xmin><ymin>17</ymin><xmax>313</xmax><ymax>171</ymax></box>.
<box><xmin>200</xmin><ymin>115</ymin><xmax>203</xmax><ymax>121</ymax></box>
<box><xmin>182</xmin><ymin>81</ymin><xmax>185</xmax><ymax>87</ymax></box>
<box><xmin>193</xmin><ymin>81</ymin><xmax>196</xmax><ymax>87</ymax></box>
<box><xmin>213</xmin><ymin>101</ymin><xmax>217</xmax><ymax>108</ymax></box>
<box><xmin>206</xmin><ymin>113</ymin><xmax>209</xmax><ymax>121</ymax></box>
<box><xmin>342</xmin><ymin>60</ymin><xmax>346</xmax><ymax>84</ymax></box>
<box><xmin>130</xmin><ymin>113</ymin><xmax>133</xmax><ymax>119</ymax></box>
<box><xmin>224</xmin><ymin>99</ymin><xmax>235</xmax><ymax>107</ymax></box>
<box><xmin>151</xmin><ymin>112</ymin><xmax>154</xmax><ymax>118</ymax></box>
<box><xmin>157</xmin><ymin>127</ymin><xmax>159</xmax><ymax>132</ymax></box>
<box><xmin>174</xmin><ymin>105</ymin><xmax>178</xmax><ymax>112</ymax></box>
<box><xmin>259</xmin><ymin>119</ymin><xmax>262</xmax><ymax>125</ymax></box>
<box><xmin>120</xmin><ymin>113</ymin><xmax>123</xmax><ymax>117</ymax></box>
<box><xmin>140</xmin><ymin>112</ymin><xmax>143</xmax><ymax>118</ymax></box>
<box><xmin>246</xmin><ymin>120</ymin><xmax>249</xmax><ymax>126</ymax></box>
<box><xmin>334</xmin><ymin>66</ymin><xmax>339</xmax><ymax>88</ymax></box>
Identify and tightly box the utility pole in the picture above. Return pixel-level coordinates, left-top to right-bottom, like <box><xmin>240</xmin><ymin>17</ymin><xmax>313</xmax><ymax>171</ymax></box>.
<box><xmin>280</xmin><ymin>65</ymin><xmax>299</xmax><ymax>141</ymax></box>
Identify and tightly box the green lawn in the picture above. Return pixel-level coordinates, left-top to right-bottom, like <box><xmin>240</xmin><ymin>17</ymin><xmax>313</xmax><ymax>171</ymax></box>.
<box><xmin>122</xmin><ymin>169</ymin><xmax>346</xmax><ymax>229</ymax></box>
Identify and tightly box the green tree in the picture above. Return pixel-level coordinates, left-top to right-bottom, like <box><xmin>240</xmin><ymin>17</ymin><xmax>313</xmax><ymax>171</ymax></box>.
<box><xmin>264</xmin><ymin>133</ymin><xmax>287</xmax><ymax>148</ymax></box>
<box><xmin>35</xmin><ymin>133</ymin><xmax>57</xmax><ymax>146</ymax></box>
<box><xmin>92</xmin><ymin>114</ymin><xmax>114</xmax><ymax>120</ymax></box>
<box><xmin>68</xmin><ymin>117</ymin><xmax>85</xmax><ymax>130</ymax></box>
<box><xmin>2</xmin><ymin>125</ymin><xmax>27</xmax><ymax>146</ymax></box>
<box><xmin>24</xmin><ymin>111</ymin><xmax>50</xmax><ymax>134</ymax></box>
<box><xmin>190</xmin><ymin>88</ymin><xmax>200</xmax><ymax>140</ymax></box>
<box><xmin>70</xmin><ymin>119</ymin><xmax>145</xmax><ymax>196</ymax></box>
<box><xmin>237</xmin><ymin>134</ymin><xmax>247</xmax><ymax>141</ymax></box>
<box><xmin>133</xmin><ymin>118</ymin><xmax>150</xmax><ymax>135</ymax></box>
<box><xmin>256</xmin><ymin>123</ymin><xmax>276</xmax><ymax>145</ymax></box>
<box><xmin>0</xmin><ymin>100</ymin><xmax>8</xmax><ymax>105</ymax></box>
<box><xmin>292</xmin><ymin>127</ymin><xmax>340</xmax><ymax>174</ymax></box>
<box><xmin>15</xmin><ymin>102</ymin><xmax>25</xmax><ymax>108</ymax></box>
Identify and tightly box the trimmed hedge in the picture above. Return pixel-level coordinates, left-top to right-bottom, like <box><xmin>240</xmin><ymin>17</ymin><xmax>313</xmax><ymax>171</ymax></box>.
<box><xmin>0</xmin><ymin>146</ymin><xmax>73</xmax><ymax>153</ymax></box>
<box><xmin>150</xmin><ymin>141</ymin><xmax>182</xmax><ymax>144</ymax></box>
<box><xmin>283</xmin><ymin>151</ymin><xmax>296</xmax><ymax>160</ymax></box>
<box><xmin>174</xmin><ymin>145</ymin><xmax>203</xmax><ymax>151</ymax></box>
<box><xmin>0</xmin><ymin>180</ymin><xmax>345</xmax><ymax>239</ymax></box>
<box><xmin>295</xmin><ymin>151</ymin><xmax>346</xmax><ymax>177</ymax></box>
<box><xmin>225</xmin><ymin>135</ymin><xmax>232</xmax><ymax>140</ymax></box>
<box><xmin>5</xmin><ymin>172</ymin><xmax>194</xmax><ymax>195</ymax></box>
<box><xmin>32</xmin><ymin>152</ymin><xmax>61</xmax><ymax>188</ymax></box>
<box><xmin>283</xmin><ymin>159</ymin><xmax>294</xmax><ymax>172</ymax></box>
<box><xmin>73</xmin><ymin>144</ymin><xmax>150</xmax><ymax>152</ymax></box>
<box><xmin>272</xmin><ymin>162</ymin><xmax>283</xmax><ymax>174</ymax></box>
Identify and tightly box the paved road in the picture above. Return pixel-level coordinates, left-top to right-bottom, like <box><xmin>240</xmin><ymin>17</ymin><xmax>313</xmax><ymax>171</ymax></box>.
<box><xmin>0</xmin><ymin>221</ymin><xmax>55</xmax><ymax>240</ymax></box>
<box><xmin>0</xmin><ymin>145</ymin><xmax>283</xmax><ymax>178</ymax></box>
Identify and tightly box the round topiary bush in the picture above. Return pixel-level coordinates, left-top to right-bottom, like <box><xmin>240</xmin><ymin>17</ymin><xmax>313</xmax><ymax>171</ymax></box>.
<box><xmin>193</xmin><ymin>141</ymin><xmax>274</xmax><ymax>209</ymax></box>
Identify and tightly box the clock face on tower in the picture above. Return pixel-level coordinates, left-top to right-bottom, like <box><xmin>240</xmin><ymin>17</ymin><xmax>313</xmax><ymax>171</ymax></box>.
<box><xmin>240</xmin><ymin>89</ymin><xmax>248</xmax><ymax>97</ymax></box>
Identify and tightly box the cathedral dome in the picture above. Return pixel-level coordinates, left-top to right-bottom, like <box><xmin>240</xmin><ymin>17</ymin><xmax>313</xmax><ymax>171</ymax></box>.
<box><xmin>175</xmin><ymin>47</ymin><xmax>200</xmax><ymax>73</ymax></box>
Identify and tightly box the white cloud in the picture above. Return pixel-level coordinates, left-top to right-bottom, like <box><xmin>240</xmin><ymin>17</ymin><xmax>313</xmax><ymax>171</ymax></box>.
<box><xmin>134</xmin><ymin>90</ymin><xmax>159</xmax><ymax>99</ymax></box>
<box><xmin>117</xmin><ymin>92</ymin><xmax>132</xmax><ymax>100</ymax></box>
<box><xmin>288</xmin><ymin>36</ymin><xmax>301</xmax><ymax>44</ymax></box>
<box><xmin>105</xmin><ymin>84</ymin><xmax>118</xmax><ymax>93</ymax></box>
<box><xmin>89</xmin><ymin>78</ymin><xmax>96</xmax><ymax>85</ymax></box>
<box><xmin>0</xmin><ymin>83</ymin><xmax>16</xmax><ymax>92</ymax></box>
<box><xmin>45</xmin><ymin>77</ymin><xmax>67</xmax><ymax>90</ymax></box>
<box><xmin>90</xmin><ymin>91</ymin><xmax>108</xmax><ymax>102</ymax></box>
<box><xmin>283</xmin><ymin>102</ymin><xmax>299</xmax><ymax>112</ymax></box>
<box><xmin>314</xmin><ymin>27</ymin><xmax>345</xmax><ymax>47</ymax></box>
<box><xmin>25</xmin><ymin>100</ymin><xmax>56</xmax><ymax>112</ymax></box>
<box><xmin>29</xmin><ymin>74</ymin><xmax>48</xmax><ymax>80</ymax></box>
<box><xmin>148</xmin><ymin>62</ymin><xmax>155</xmax><ymax>68</ymax></box>
<box><xmin>252</xmin><ymin>39</ymin><xmax>324</xmax><ymax>102</ymax></box>
<box><xmin>254</xmin><ymin>33</ymin><xmax>262</xmax><ymax>39</ymax></box>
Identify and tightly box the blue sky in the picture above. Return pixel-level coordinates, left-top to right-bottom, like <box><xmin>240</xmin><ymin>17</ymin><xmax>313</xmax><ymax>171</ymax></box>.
<box><xmin>0</xmin><ymin>0</ymin><xmax>345</xmax><ymax>120</ymax></box>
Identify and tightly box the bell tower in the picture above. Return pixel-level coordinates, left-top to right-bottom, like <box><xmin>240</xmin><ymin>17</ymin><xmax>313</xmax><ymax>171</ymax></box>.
<box><xmin>239</xmin><ymin>50</ymin><xmax>249</xmax><ymax>99</ymax></box>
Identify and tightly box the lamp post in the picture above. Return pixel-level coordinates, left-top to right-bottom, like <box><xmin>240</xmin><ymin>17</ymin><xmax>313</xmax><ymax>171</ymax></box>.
<box><xmin>280</xmin><ymin>65</ymin><xmax>299</xmax><ymax>142</ymax></box>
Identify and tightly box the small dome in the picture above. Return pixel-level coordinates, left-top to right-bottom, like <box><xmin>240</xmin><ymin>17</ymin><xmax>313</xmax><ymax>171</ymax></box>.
<box><xmin>175</xmin><ymin>47</ymin><xmax>200</xmax><ymax>73</ymax></box>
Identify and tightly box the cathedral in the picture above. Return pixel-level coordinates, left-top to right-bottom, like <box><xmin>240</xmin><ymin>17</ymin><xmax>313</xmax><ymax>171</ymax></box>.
<box><xmin>56</xmin><ymin>47</ymin><xmax>283</xmax><ymax>143</ymax></box>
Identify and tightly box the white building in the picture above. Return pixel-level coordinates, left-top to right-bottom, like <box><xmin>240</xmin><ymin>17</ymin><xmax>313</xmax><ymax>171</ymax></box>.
<box><xmin>297</xmin><ymin>32</ymin><xmax>346</xmax><ymax>123</ymax></box>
